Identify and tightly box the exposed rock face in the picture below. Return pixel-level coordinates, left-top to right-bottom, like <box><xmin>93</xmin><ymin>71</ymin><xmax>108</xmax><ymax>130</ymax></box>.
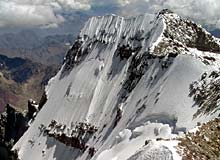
<box><xmin>44</xmin><ymin>120</ymin><xmax>98</xmax><ymax>151</ymax></box>
<box><xmin>154</xmin><ymin>9</ymin><xmax>220</xmax><ymax>56</ymax></box>
<box><xmin>27</xmin><ymin>99</ymin><xmax>39</xmax><ymax>120</ymax></box>
<box><xmin>38</xmin><ymin>91</ymin><xmax>47</xmax><ymax>110</ymax></box>
<box><xmin>63</xmin><ymin>39</ymin><xmax>84</xmax><ymax>71</ymax></box>
<box><xmin>4</xmin><ymin>104</ymin><xmax>28</xmax><ymax>143</ymax></box>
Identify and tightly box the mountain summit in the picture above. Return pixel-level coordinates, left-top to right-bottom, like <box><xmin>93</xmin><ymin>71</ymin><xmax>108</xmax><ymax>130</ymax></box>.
<box><xmin>13</xmin><ymin>10</ymin><xmax>220</xmax><ymax>160</ymax></box>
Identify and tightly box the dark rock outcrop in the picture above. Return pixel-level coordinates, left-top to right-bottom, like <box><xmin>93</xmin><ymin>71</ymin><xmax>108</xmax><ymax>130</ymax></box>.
<box><xmin>4</xmin><ymin>104</ymin><xmax>28</xmax><ymax>143</ymax></box>
<box><xmin>44</xmin><ymin>121</ymin><xmax>98</xmax><ymax>151</ymax></box>
<box><xmin>189</xmin><ymin>70</ymin><xmax>220</xmax><ymax>117</ymax></box>
<box><xmin>0</xmin><ymin>104</ymin><xmax>29</xmax><ymax>160</ymax></box>
<box><xmin>38</xmin><ymin>91</ymin><xmax>48</xmax><ymax>110</ymax></box>
<box><xmin>27</xmin><ymin>99</ymin><xmax>39</xmax><ymax>120</ymax></box>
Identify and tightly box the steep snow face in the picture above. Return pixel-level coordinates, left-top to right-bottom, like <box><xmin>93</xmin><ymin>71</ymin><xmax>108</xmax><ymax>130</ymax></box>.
<box><xmin>63</xmin><ymin>13</ymin><xmax>166</xmax><ymax>72</ymax></box>
<box><xmin>14</xmin><ymin>10</ymin><xmax>220</xmax><ymax>160</ymax></box>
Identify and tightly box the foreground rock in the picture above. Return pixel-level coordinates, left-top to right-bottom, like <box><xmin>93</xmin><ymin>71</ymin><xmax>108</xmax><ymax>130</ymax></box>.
<box><xmin>0</xmin><ymin>101</ymin><xmax>40</xmax><ymax>160</ymax></box>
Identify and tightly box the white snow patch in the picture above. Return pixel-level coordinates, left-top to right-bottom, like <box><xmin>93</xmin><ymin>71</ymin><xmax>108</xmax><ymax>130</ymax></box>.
<box><xmin>96</xmin><ymin>122</ymin><xmax>177</xmax><ymax>160</ymax></box>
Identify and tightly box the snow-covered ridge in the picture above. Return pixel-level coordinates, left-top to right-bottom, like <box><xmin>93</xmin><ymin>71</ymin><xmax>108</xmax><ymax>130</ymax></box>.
<box><xmin>64</xmin><ymin>9</ymin><xmax>220</xmax><ymax>72</ymax></box>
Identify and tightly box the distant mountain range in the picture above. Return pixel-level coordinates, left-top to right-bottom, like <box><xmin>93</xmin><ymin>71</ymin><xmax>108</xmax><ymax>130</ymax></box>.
<box><xmin>0</xmin><ymin>31</ymin><xmax>74</xmax><ymax>65</ymax></box>
<box><xmin>210</xmin><ymin>29</ymin><xmax>220</xmax><ymax>38</ymax></box>
<box><xmin>0</xmin><ymin>29</ymin><xmax>72</xmax><ymax>112</ymax></box>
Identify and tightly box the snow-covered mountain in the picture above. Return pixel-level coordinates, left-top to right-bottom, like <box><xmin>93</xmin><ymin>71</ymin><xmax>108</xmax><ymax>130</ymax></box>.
<box><xmin>13</xmin><ymin>9</ymin><xmax>220</xmax><ymax>160</ymax></box>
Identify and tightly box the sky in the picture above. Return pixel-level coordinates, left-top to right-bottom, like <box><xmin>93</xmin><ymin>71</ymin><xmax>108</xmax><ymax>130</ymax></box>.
<box><xmin>0</xmin><ymin>0</ymin><xmax>219</xmax><ymax>31</ymax></box>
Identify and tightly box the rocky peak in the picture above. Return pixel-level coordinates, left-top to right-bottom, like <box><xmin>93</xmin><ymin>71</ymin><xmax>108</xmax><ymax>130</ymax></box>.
<box><xmin>157</xmin><ymin>9</ymin><xmax>174</xmax><ymax>16</ymax></box>
<box><xmin>154</xmin><ymin>9</ymin><xmax>220</xmax><ymax>55</ymax></box>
